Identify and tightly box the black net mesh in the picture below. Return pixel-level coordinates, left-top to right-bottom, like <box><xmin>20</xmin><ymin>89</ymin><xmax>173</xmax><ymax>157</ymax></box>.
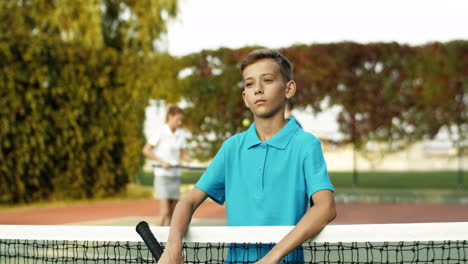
<box><xmin>1</xmin><ymin>239</ymin><xmax>467</xmax><ymax>264</ymax></box>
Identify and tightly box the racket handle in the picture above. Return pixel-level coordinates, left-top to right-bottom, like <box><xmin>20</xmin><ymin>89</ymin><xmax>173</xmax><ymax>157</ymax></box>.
<box><xmin>136</xmin><ymin>221</ymin><xmax>164</xmax><ymax>261</ymax></box>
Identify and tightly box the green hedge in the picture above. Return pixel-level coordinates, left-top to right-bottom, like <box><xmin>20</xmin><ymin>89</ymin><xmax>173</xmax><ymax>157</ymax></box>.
<box><xmin>0</xmin><ymin>0</ymin><xmax>177</xmax><ymax>203</ymax></box>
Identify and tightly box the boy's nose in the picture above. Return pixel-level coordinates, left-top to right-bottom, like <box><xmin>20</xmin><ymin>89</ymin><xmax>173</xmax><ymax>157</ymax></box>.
<box><xmin>254</xmin><ymin>84</ymin><xmax>263</xmax><ymax>95</ymax></box>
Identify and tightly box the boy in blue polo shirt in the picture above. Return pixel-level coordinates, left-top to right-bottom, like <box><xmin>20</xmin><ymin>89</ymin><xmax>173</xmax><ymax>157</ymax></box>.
<box><xmin>158</xmin><ymin>49</ymin><xmax>336</xmax><ymax>264</ymax></box>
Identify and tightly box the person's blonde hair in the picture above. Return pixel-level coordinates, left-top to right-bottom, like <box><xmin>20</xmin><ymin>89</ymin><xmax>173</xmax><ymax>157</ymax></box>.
<box><xmin>165</xmin><ymin>104</ymin><xmax>184</xmax><ymax>122</ymax></box>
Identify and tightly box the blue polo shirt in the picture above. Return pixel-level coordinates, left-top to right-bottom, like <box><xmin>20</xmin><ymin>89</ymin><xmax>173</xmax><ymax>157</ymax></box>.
<box><xmin>195</xmin><ymin>117</ymin><xmax>334</xmax><ymax>262</ymax></box>
<box><xmin>196</xmin><ymin>116</ymin><xmax>334</xmax><ymax>227</ymax></box>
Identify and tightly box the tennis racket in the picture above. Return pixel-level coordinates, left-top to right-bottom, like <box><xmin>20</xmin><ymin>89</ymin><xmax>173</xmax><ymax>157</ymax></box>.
<box><xmin>136</xmin><ymin>221</ymin><xmax>164</xmax><ymax>261</ymax></box>
<box><xmin>152</xmin><ymin>164</ymin><xmax>206</xmax><ymax>170</ymax></box>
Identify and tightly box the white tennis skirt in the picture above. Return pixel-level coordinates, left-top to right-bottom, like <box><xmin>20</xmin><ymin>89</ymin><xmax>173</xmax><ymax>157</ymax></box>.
<box><xmin>154</xmin><ymin>175</ymin><xmax>181</xmax><ymax>200</ymax></box>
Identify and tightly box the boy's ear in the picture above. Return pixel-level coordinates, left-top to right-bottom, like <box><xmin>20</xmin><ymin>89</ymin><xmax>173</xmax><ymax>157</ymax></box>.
<box><xmin>285</xmin><ymin>80</ymin><xmax>296</xmax><ymax>99</ymax></box>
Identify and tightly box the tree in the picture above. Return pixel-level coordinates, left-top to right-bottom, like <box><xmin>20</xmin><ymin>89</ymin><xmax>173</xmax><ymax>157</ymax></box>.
<box><xmin>285</xmin><ymin>43</ymin><xmax>418</xmax><ymax>185</ymax></box>
<box><xmin>416</xmin><ymin>41</ymin><xmax>468</xmax><ymax>188</ymax></box>
<box><xmin>445</xmin><ymin>41</ymin><xmax>468</xmax><ymax>189</ymax></box>
<box><xmin>0</xmin><ymin>0</ymin><xmax>178</xmax><ymax>203</ymax></box>
<box><xmin>175</xmin><ymin>42</ymin><xmax>467</xmax><ymax>188</ymax></box>
<box><xmin>175</xmin><ymin>48</ymin><xmax>258</xmax><ymax>159</ymax></box>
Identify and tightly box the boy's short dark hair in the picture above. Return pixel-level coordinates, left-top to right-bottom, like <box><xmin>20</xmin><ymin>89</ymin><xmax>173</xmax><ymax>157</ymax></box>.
<box><xmin>240</xmin><ymin>49</ymin><xmax>293</xmax><ymax>82</ymax></box>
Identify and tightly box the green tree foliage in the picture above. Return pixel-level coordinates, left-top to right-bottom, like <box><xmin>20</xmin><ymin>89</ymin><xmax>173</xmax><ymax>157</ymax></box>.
<box><xmin>445</xmin><ymin>41</ymin><xmax>468</xmax><ymax>144</ymax></box>
<box><xmin>283</xmin><ymin>43</ymin><xmax>419</xmax><ymax>183</ymax></box>
<box><xmin>446</xmin><ymin>41</ymin><xmax>468</xmax><ymax>187</ymax></box>
<box><xmin>0</xmin><ymin>0</ymin><xmax>177</xmax><ymax>203</ymax></box>
<box><xmin>176</xmin><ymin>48</ymin><xmax>259</xmax><ymax>159</ymax></box>
<box><xmin>414</xmin><ymin>41</ymin><xmax>468</xmax><ymax>187</ymax></box>
<box><xmin>284</xmin><ymin>43</ymin><xmax>420</xmax><ymax>148</ymax></box>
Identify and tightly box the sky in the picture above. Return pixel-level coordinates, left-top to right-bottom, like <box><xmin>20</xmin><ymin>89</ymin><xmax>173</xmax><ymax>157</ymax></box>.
<box><xmin>166</xmin><ymin>0</ymin><xmax>468</xmax><ymax>56</ymax></box>
<box><xmin>158</xmin><ymin>0</ymin><xmax>466</xmax><ymax>141</ymax></box>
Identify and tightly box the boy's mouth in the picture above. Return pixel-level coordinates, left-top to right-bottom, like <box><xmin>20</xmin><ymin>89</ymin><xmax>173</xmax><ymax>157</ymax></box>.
<box><xmin>255</xmin><ymin>99</ymin><xmax>266</xmax><ymax>105</ymax></box>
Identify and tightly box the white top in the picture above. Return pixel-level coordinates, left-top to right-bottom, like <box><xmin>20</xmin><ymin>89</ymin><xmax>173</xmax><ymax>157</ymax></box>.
<box><xmin>1</xmin><ymin>222</ymin><xmax>467</xmax><ymax>243</ymax></box>
<box><xmin>148</xmin><ymin>124</ymin><xmax>187</xmax><ymax>177</ymax></box>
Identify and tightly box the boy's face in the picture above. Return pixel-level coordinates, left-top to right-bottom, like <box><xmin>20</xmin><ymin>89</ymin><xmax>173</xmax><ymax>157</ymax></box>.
<box><xmin>242</xmin><ymin>58</ymin><xmax>295</xmax><ymax>119</ymax></box>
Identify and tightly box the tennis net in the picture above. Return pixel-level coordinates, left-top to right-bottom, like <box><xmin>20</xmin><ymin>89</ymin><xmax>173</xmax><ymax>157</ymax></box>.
<box><xmin>1</xmin><ymin>222</ymin><xmax>467</xmax><ymax>263</ymax></box>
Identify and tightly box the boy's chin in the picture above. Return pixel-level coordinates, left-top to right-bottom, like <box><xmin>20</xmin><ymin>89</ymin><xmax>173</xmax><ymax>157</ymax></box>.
<box><xmin>254</xmin><ymin>111</ymin><xmax>279</xmax><ymax>119</ymax></box>
<box><xmin>252</xmin><ymin>105</ymin><xmax>284</xmax><ymax>119</ymax></box>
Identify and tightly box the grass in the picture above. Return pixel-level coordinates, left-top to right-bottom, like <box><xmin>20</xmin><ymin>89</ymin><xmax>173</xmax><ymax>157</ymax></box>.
<box><xmin>329</xmin><ymin>171</ymin><xmax>467</xmax><ymax>189</ymax></box>
<box><xmin>2</xmin><ymin>170</ymin><xmax>465</xmax><ymax>210</ymax></box>
<box><xmin>134</xmin><ymin>169</ymin><xmax>468</xmax><ymax>203</ymax></box>
<box><xmin>135</xmin><ymin>170</ymin><xmax>467</xmax><ymax>190</ymax></box>
<box><xmin>134</xmin><ymin>170</ymin><xmax>202</xmax><ymax>186</ymax></box>
<box><xmin>0</xmin><ymin>183</ymin><xmax>154</xmax><ymax>211</ymax></box>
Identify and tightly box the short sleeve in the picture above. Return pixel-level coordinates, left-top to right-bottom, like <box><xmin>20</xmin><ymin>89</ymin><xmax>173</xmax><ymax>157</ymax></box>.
<box><xmin>195</xmin><ymin>143</ymin><xmax>227</xmax><ymax>205</ymax></box>
<box><xmin>147</xmin><ymin>131</ymin><xmax>161</xmax><ymax>147</ymax></box>
<box><xmin>304</xmin><ymin>140</ymin><xmax>334</xmax><ymax>200</ymax></box>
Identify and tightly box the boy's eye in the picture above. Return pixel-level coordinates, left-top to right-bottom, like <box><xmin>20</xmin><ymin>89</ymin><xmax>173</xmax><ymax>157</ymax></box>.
<box><xmin>264</xmin><ymin>79</ymin><xmax>273</xmax><ymax>83</ymax></box>
<box><xmin>245</xmin><ymin>82</ymin><xmax>253</xmax><ymax>88</ymax></box>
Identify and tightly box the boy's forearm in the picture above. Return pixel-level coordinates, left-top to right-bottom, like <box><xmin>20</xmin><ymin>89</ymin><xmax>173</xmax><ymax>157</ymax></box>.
<box><xmin>158</xmin><ymin>188</ymin><xmax>207</xmax><ymax>264</ymax></box>
<box><xmin>165</xmin><ymin>188</ymin><xmax>208</xmax><ymax>246</ymax></box>
<box><xmin>263</xmin><ymin>195</ymin><xmax>336</xmax><ymax>262</ymax></box>
<box><xmin>165</xmin><ymin>199</ymin><xmax>194</xmax><ymax>246</ymax></box>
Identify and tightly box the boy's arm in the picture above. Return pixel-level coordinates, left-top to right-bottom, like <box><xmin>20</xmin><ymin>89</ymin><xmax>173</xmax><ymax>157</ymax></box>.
<box><xmin>256</xmin><ymin>189</ymin><xmax>336</xmax><ymax>264</ymax></box>
<box><xmin>157</xmin><ymin>187</ymin><xmax>208</xmax><ymax>264</ymax></box>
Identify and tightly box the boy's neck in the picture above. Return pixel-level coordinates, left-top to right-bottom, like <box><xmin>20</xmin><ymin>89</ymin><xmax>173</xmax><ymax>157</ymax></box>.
<box><xmin>254</xmin><ymin>114</ymin><xmax>288</xmax><ymax>142</ymax></box>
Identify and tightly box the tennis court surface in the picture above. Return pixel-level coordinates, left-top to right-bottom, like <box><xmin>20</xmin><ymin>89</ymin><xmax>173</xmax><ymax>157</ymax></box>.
<box><xmin>1</xmin><ymin>223</ymin><xmax>467</xmax><ymax>263</ymax></box>
<box><xmin>1</xmin><ymin>199</ymin><xmax>468</xmax><ymax>225</ymax></box>
<box><xmin>1</xmin><ymin>199</ymin><xmax>468</xmax><ymax>263</ymax></box>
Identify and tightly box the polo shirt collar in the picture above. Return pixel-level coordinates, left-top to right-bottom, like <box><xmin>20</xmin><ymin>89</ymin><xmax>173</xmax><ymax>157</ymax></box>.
<box><xmin>245</xmin><ymin>117</ymin><xmax>300</xmax><ymax>150</ymax></box>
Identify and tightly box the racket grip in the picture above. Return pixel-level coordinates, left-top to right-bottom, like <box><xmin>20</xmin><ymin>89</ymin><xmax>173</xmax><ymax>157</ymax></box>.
<box><xmin>136</xmin><ymin>221</ymin><xmax>164</xmax><ymax>261</ymax></box>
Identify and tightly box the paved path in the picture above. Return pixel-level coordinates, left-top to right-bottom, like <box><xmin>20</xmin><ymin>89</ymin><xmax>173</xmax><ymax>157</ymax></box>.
<box><xmin>1</xmin><ymin>199</ymin><xmax>468</xmax><ymax>225</ymax></box>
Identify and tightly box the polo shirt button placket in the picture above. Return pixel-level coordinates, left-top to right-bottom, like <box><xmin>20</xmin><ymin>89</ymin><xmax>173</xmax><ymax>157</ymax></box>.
<box><xmin>254</xmin><ymin>163</ymin><xmax>262</xmax><ymax>200</ymax></box>
<box><xmin>260</xmin><ymin>144</ymin><xmax>268</xmax><ymax>193</ymax></box>
<box><xmin>257</xmin><ymin>152</ymin><xmax>263</xmax><ymax>196</ymax></box>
